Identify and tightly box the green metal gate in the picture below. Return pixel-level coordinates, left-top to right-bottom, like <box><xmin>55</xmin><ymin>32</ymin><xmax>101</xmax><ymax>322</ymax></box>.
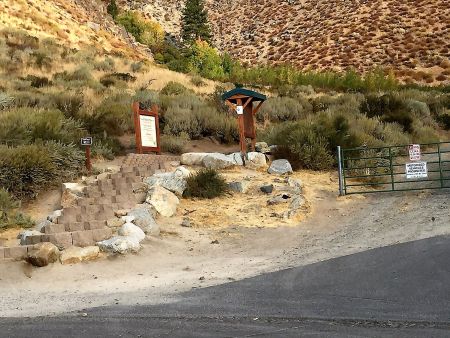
<box><xmin>338</xmin><ymin>141</ymin><xmax>450</xmax><ymax>195</ymax></box>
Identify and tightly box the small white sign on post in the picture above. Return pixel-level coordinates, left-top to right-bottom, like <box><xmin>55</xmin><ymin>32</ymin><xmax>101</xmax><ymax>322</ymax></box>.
<box><xmin>405</xmin><ymin>162</ymin><xmax>428</xmax><ymax>179</ymax></box>
<box><xmin>236</xmin><ymin>105</ymin><xmax>244</xmax><ymax>115</ymax></box>
<box><xmin>408</xmin><ymin>144</ymin><xmax>421</xmax><ymax>161</ymax></box>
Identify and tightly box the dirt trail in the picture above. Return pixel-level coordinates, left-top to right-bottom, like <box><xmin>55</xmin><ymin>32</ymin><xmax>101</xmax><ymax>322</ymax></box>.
<box><xmin>0</xmin><ymin>172</ymin><xmax>449</xmax><ymax>318</ymax></box>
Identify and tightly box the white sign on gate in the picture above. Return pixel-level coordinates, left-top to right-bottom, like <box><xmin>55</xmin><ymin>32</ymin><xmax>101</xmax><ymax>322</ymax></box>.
<box><xmin>408</xmin><ymin>144</ymin><xmax>421</xmax><ymax>161</ymax></box>
<box><xmin>236</xmin><ymin>105</ymin><xmax>244</xmax><ymax>115</ymax></box>
<box><xmin>405</xmin><ymin>161</ymin><xmax>428</xmax><ymax>179</ymax></box>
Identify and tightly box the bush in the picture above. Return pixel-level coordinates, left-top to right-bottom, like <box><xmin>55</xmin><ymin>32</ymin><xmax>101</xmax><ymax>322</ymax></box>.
<box><xmin>93</xmin><ymin>57</ymin><xmax>115</xmax><ymax>72</ymax></box>
<box><xmin>0</xmin><ymin>92</ymin><xmax>14</xmax><ymax>110</ymax></box>
<box><xmin>0</xmin><ymin>107</ymin><xmax>85</xmax><ymax>145</ymax></box>
<box><xmin>130</xmin><ymin>61</ymin><xmax>145</xmax><ymax>73</ymax></box>
<box><xmin>116</xmin><ymin>11</ymin><xmax>164</xmax><ymax>49</ymax></box>
<box><xmin>0</xmin><ymin>189</ymin><xmax>34</xmax><ymax>229</ymax></box>
<box><xmin>438</xmin><ymin>113</ymin><xmax>450</xmax><ymax>130</ymax></box>
<box><xmin>82</xmin><ymin>93</ymin><xmax>133</xmax><ymax>136</ymax></box>
<box><xmin>161</xmin><ymin>81</ymin><xmax>189</xmax><ymax>96</ymax></box>
<box><xmin>183</xmin><ymin>169</ymin><xmax>228</xmax><ymax>199</ymax></box>
<box><xmin>100</xmin><ymin>72</ymin><xmax>136</xmax><ymax>87</ymax></box>
<box><xmin>161</xmin><ymin>132</ymin><xmax>189</xmax><ymax>154</ymax></box>
<box><xmin>23</xmin><ymin>75</ymin><xmax>52</xmax><ymax>88</ymax></box>
<box><xmin>0</xmin><ymin>143</ymin><xmax>83</xmax><ymax>199</ymax></box>
<box><xmin>188</xmin><ymin>40</ymin><xmax>226</xmax><ymax>80</ymax></box>
<box><xmin>258</xmin><ymin>96</ymin><xmax>311</xmax><ymax>123</ymax></box>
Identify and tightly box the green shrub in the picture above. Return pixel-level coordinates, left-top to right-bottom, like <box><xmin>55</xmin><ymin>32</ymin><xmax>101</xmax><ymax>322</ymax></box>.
<box><xmin>91</xmin><ymin>141</ymin><xmax>115</xmax><ymax>160</ymax></box>
<box><xmin>161</xmin><ymin>132</ymin><xmax>189</xmax><ymax>154</ymax></box>
<box><xmin>0</xmin><ymin>189</ymin><xmax>34</xmax><ymax>229</ymax></box>
<box><xmin>116</xmin><ymin>11</ymin><xmax>164</xmax><ymax>49</ymax></box>
<box><xmin>0</xmin><ymin>142</ymin><xmax>83</xmax><ymax>199</ymax></box>
<box><xmin>0</xmin><ymin>107</ymin><xmax>85</xmax><ymax>145</ymax></box>
<box><xmin>0</xmin><ymin>92</ymin><xmax>14</xmax><ymax>110</ymax></box>
<box><xmin>438</xmin><ymin>113</ymin><xmax>450</xmax><ymax>130</ymax></box>
<box><xmin>190</xmin><ymin>73</ymin><xmax>206</xmax><ymax>87</ymax></box>
<box><xmin>93</xmin><ymin>57</ymin><xmax>115</xmax><ymax>72</ymax></box>
<box><xmin>161</xmin><ymin>81</ymin><xmax>189</xmax><ymax>96</ymax></box>
<box><xmin>100</xmin><ymin>72</ymin><xmax>135</xmax><ymax>87</ymax></box>
<box><xmin>0</xmin><ymin>188</ymin><xmax>18</xmax><ymax>217</ymax></box>
<box><xmin>161</xmin><ymin>94</ymin><xmax>238</xmax><ymax>142</ymax></box>
<box><xmin>183</xmin><ymin>169</ymin><xmax>228</xmax><ymax>199</ymax></box>
<box><xmin>130</xmin><ymin>61</ymin><xmax>145</xmax><ymax>73</ymax></box>
<box><xmin>83</xmin><ymin>93</ymin><xmax>133</xmax><ymax>136</ymax></box>
<box><xmin>258</xmin><ymin>96</ymin><xmax>311</xmax><ymax>122</ymax></box>
<box><xmin>23</xmin><ymin>75</ymin><xmax>52</xmax><ymax>88</ymax></box>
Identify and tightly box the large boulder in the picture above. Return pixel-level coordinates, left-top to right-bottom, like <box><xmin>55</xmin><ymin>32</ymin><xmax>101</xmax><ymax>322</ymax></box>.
<box><xmin>60</xmin><ymin>246</ymin><xmax>100</xmax><ymax>265</ymax></box>
<box><xmin>127</xmin><ymin>206</ymin><xmax>160</xmax><ymax>236</ymax></box>
<box><xmin>268</xmin><ymin>159</ymin><xmax>293</xmax><ymax>175</ymax></box>
<box><xmin>27</xmin><ymin>242</ymin><xmax>60</xmax><ymax>267</ymax></box>
<box><xmin>144</xmin><ymin>166</ymin><xmax>190</xmax><ymax>196</ymax></box>
<box><xmin>145</xmin><ymin>186</ymin><xmax>179</xmax><ymax>217</ymax></box>
<box><xmin>180</xmin><ymin>153</ymin><xmax>207</xmax><ymax>166</ymax></box>
<box><xmin>202</xmin><ymin>153</ymin><xmax>235</xmax><ymax>169</ymax></box>
<box><xmin>245</xmin><ymin>152</ymin><xmax>267</xmax><ymax>169</ymax></box>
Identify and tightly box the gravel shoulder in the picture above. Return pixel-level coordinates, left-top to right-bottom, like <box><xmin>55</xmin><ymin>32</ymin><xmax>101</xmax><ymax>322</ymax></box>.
<box><xmin>0</xmin><ymin>172</ymin><xmax>449</xmax><ymax>318</ymax></box>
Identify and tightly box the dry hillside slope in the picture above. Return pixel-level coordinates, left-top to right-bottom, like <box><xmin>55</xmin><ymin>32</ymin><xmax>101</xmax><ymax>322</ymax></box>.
<box><xmin>0</xmin><ymin>0</ymin><xmax>148</xmax><ymax>58</ymax></box>
<box><xmin>131</xmin><ymin>0</ymin><xmax>450</xmax><ymax>84</ymax></box>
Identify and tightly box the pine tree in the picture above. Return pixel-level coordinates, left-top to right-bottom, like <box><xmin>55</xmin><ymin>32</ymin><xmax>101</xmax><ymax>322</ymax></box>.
<box><xmin>181</xmin><ymin>0</ymin><xmax>212</xmax><ymax>44</ymax></box>
<box><xmin>107</xmin><ymin>0</ymin><xmax>119</xmax><ymax>20</ymax></box>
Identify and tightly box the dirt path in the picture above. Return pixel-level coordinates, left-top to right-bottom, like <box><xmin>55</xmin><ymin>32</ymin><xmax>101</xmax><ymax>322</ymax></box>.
<box><xmin>0</xmin><ymin>175</ymin><xmax>449</xmax><ymax>318</ymax></box>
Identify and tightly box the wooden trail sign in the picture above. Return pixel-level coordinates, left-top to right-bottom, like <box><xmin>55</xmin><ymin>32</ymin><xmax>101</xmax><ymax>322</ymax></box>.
<box><xmin>132</xmin><ymin>102</ymin><xmax>161</xmax><ymax>154</ymax></box>
<box><xmin>80</xmin><ymin>137</ymin><xmax>92</xmax><ymax>172</ymax></box>
<box><xmin>222</xmin><ymin>88</ymin><xmax>267</xmax><ymax>156</ymax></box>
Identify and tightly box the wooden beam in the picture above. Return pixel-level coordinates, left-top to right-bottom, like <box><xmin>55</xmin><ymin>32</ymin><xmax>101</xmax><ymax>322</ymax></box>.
<box><xmin>224</xmin><ymin>100</ymin><xmax>236</xmax><ymax>112</ymax></box>
<box><xmin>253</xmin><ymin>101</ymin><xmax>264</xmax><ymax>115</ymax></box>
<box><xmin>242</xmin><ymin>96</ymin><xmax>253</xmax><ymax>109</ymax></box>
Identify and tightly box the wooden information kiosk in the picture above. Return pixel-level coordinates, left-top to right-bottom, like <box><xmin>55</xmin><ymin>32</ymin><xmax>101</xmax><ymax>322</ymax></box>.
<box><xmin>222</xmin><ymin>88</ymin><xmax>267</xmax><ymax>156</ymax></box>
<box><xmin>132</xmin><ymin>102</ymin><xmax>161</xmax><ymax>154</ymax></box>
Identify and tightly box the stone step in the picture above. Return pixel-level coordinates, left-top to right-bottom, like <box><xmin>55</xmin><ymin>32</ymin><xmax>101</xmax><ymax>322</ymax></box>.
<box><xmin>0</xmin><ymin>245</ymin><xmax>37</xmax><ymax>260</ymax></box>
<box><xmin>23</xmin><ymin>228</ymin><xmax>113</xmax><ymax>248</ymax></box>
<box><xmin>42</xmin><ymin>221</ymin><xmax>107</xmax><ymax>234</ymax></box>
<box><xmin>56</xmin><ymin>205</ymin><xmax>117</xmax><ymax>224</ymax></box>
<box><xmin>76</xmin><ymin>193</ymin><xmax>137</xmax><ymax>206</ymax></box>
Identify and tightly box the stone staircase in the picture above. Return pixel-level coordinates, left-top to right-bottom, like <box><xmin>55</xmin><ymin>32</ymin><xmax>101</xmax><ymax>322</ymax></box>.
<box><xmin>0</xmin><ymin>154</ymin><xmax>179</xmax><ymax>260</ymax></box>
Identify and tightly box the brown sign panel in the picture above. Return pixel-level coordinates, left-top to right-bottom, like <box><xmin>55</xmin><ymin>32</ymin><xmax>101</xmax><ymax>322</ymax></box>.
<box><xmin>132</xmin><ymin>102</ymin><xmax>161</xmax><ymax>154</ymax></box>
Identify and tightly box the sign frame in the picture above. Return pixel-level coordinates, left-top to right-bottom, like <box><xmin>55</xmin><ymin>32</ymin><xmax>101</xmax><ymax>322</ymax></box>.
<box><xmin>408</xmin><ymin>144</ymin><xmax>421</xmax><ymax>161</ymax></box>
<box><xmin>132</xmin><ymin>102</ymin><xmax>161</xmax><ymax>155</ymax></box>
<box><xmin>80</xmin><ymin>137</ymin><xmax>93</xmax><ymax>146</ymax></box>
<box><xmin>405</xmin><ymin>161</ymin><xmax>428</xmax><ymax>179</ymax></box>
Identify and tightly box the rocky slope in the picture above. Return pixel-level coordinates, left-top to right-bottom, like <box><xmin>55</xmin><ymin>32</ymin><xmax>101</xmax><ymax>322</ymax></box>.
<box><xmin>129</xmin><ymin>0</ymin><xmax>450</xmax><ymax>84</ymax></box>
<box><xmin>0</xmin><ymin>0</ymin><xmax>148</xmax><ymax>58</ymax></box>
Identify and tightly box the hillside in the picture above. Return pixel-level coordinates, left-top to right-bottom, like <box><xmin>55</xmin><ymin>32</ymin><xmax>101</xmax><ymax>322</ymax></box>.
<box><xmin>0</xmin><ymin>0</ymin><xmax>148</xmax><ymax>58</ymax></box>
<box><xmin>129</xmin><ymin>0</ymin><xmax>450</xmax><ymax>85</ymax></box>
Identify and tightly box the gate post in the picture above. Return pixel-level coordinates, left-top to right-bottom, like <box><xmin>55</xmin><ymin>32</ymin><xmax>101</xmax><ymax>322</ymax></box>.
<box><xmin>337</xmin><ymin>146</ymin><xmax>345</xmax><ymax>196</ymax></box>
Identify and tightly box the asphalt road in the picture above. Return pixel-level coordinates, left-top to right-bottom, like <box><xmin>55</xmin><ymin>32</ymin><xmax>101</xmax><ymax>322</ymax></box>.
<box><xmin>1</xmin><ymin>235</ymin><xmax>450</xmax><ymax>337</ymax></box>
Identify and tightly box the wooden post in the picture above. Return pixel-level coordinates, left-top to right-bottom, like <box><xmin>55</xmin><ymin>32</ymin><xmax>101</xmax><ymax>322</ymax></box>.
<box><xmin>132</xmin><ymin>102</ymin><xmax>142</xmax><ymax>154</ymax></box>
<box><xmin>237</xmin><ymin>98</ymin><xmax>246</xmax><ymax>156</ymax></box>
<box><xmin>85</xmin><ymin>145</ymin><xmax>92</xmax><ymax>173</ymax></box>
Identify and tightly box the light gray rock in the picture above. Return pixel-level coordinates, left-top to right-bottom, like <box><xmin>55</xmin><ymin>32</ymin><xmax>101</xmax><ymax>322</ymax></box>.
<box><xmin>245</xmin><ymin>152</ymin><xmax>267</xmax><ymax>169</ymax></box>
<box><xmin>260</xmin><ymin>184</ymin><xmax>274</xmax><ymax>194</ymax></box>
<box><xmin>36</xmin><ymin>219</ymin><xmax>51</xmax><ymax>232</ymax></box>
<box><xmin>181</xmin><ymin>217</ymin><xmax>191</xmax><ymax>227</ymax></box>
<box><xmin>145</xmin><ymin>186</ymin><xmax>179</xmax><ymax>217</ymax></box>
<box><xmin>202</xmin><ymin>153</ymin><xmax>235</xmax><ymax>169</ymax></box>
<box><xmin>19</xmin><ymin>230</ymin><xmax>42</xmax><ymax>245</ymax></box>
<box><xmin>97</xmin><ymin>236</ymin><xmax>141</xmax><ymax>254</ymax></box>
<box><xmin>255</xmin><ymin>142</ymin><xmax>271</xmax><ymax>154</ymax></box>
<box><xmin>268</xmin><ymin>159</ymin><xmax>293</xmax><ymax>175</ymax></box>
<box><xmin>228</xmin><ymin>180</ymin><xmax>251</xmax><ymax>194</ymax></box>
<box><xmin>61</xmin><ymin>182</ymin><xmax>85</xmax><ymax>196</ymax></box>
<box><xmin>127</xmin><ymin>207</ymin><xmax>160</xmax><ymax>235</ymax></box>
<box><xmin>180</xmin><ymin>153</ymin><xmax>208</xmax><ymax>166</ymax></box>
<box><xmin>227</xmin><ymin>152</ymin><xmax>244</xmax><ymax>166</ymax></box>
<box><xmin>118</xmin><ymin>222</ymin><xmax>146</xmax><ymax>241</ymax></box>
<box><xmin>47</xmin><ymin>209</ymin><xmax>62</xmax><ymax>223</ymax></box>
<box><xmin>121</xmin><ymin>215</ymin><xmax>135</xmax><ymax>223</ymax></box>
<box><xmin>267</xmin><ymin>193</ymin><xmax>293</xmax><ymax>205</ymax></box>
<box><xmin>97</xmin><ymin>222</ymin><xmax>146</xmax><ymax>254</ymax></box>
<box><xmin>144</xmin><ymin>166</ymin><xmax>190</xmax><ymax>196</ymax></box>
